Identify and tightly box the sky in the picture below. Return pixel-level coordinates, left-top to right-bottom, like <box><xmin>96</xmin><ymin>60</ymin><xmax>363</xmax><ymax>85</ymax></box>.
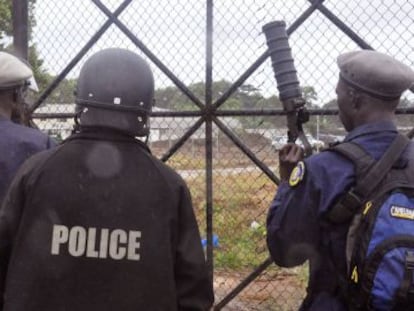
<box><xmin>32</xmin><ymin>0</ymin><xmax>414</xmax><ymax>106</ymax></box>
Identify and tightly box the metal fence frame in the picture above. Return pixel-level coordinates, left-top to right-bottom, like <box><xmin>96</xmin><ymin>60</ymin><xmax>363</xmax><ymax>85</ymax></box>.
<box><xmin>12</xmin><ymin>0</ymin><xmax>414</xmax><ymax>309</ymax></box>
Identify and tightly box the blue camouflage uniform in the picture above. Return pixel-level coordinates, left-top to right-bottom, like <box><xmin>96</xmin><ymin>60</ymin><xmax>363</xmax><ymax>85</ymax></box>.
<box><xmin>0</xmin><ymin>116</ymin><xmax>55</xmax><ymax>203</ymax></box>
<box><xmin>267</xmin><ymin>120</ymin><xmax>403</xmax><ymax>311</ymax></box>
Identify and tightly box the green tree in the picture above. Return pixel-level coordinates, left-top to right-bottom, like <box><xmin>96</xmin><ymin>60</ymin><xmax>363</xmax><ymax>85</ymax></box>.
<box><xmin>155</xmin><ymin>85</ymin><xmax>181</xmax><ymax>109</ymax></box>
<box><xmin>0</xmin><ymin>0</ymin><xmax>37</xmax><ymax>45</ymax></box>
<box><xmin>46</xmin><ymin>77</ymin><xmax>77</xmax><ymax>104</ymax></box>
<box><xmin>255</xmin><ymin>95</ymin><xmax>281</xmax><ymax>109</ymax></box>
<box><xmin>154</xmin><ymin>81</ymin><xmax>328</xmax><ymax>131</ymax></box>
<box><xmin>223</xmin><ymin>98</ymin><xmax>242</xmax><ymax>110</ymax></box>
<box><xmin>28</xmin><ymin>44</ymin><xmax>50</xmax><ymax>91</ymax></box>
<box><xmin>322</xmin><ymin>99</ymin><xmax>337</xmax><ymax>109</ymax></box>
<box><xmin>0</xmin><ymin>0</ymin><xmax>48</xmax><ymax>91</ymax></box>
<box><xmin>155</xmin><ymin>80</ymin><xmax>248</xmax><ymax>111</ymax></box>
<box><xmin>0</xmin><ymin>1</ymin><xmax>80</xmax><ymax>108</ymax></box>
<box><xmin>302</xmin><ymin>86</ymin><xmax>318</xmax><ymax>108</ymax></box>
<box><xmin>0</xmin><ymin>0</ymin><xmax>13</xmax><ymax>45</ymax></box>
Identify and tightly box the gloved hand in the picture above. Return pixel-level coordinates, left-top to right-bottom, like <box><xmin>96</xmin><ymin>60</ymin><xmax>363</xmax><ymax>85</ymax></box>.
<box><xmin>278</xmin><ymin>143</ymin><xmax>304</xmax><ymax>181</ymax></box>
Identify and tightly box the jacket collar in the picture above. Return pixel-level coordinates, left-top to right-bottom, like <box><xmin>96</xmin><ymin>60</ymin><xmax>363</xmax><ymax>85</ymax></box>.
<box><xmin>344</xmin><ymin>120</ymin><xmax>397</xmax><ymax>142</ymax></box>
<box><xmin>65</xmin><ymin>127</ymin><xmax>151</xmax><ymax>154</ymax></box>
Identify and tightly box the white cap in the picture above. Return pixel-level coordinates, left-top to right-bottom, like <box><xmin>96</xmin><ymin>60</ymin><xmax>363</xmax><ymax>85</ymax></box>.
<box><xmin>0</xmin><ymin>51</ymin><xmax>37</xmax><ymax>91</ymax></box>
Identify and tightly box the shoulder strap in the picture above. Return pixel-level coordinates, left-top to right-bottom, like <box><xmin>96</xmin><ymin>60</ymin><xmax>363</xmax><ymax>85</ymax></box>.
<box><xmin>330</xmin><ymin>142</ymin><xmax>374</xmax><ymax>172</ymax></box>
<box><xmin>326</xmin><ymin>133</ymin><xmax>409</xmax><ymax>224</ymax></box>
<box><xmin>356</xmin><ymin>133</ymin><xmax>409</xmax><ymax>195</ymax></box>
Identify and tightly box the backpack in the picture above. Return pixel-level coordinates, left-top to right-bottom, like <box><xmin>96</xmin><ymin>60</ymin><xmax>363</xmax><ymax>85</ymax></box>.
<box><xmin>326</xmin><ymin>133</ymin><xmax>414</xmax><ymax>311</ymax></box>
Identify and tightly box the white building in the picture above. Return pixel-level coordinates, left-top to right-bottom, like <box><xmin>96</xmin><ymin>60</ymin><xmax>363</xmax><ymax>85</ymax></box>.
<box><xmin>33</xmin><ymin>104</ymin><xmax>243</xmax><ymax>142</ymax></box>
<box><xmin>33</xmin><ymin>103</ymin><xmax>75</xmax><ymax>140</ymax></box>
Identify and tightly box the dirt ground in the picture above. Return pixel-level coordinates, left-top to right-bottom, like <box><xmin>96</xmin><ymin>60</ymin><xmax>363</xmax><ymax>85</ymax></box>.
<box><xmin>151</xmin><ymin>132</ymin><xmax>277</xmax><ymax>164</ymax></box>
<box><xmin>214</xmin><ymin>269</ymin><xmax>306</xmax><ymax>311</ymax></box>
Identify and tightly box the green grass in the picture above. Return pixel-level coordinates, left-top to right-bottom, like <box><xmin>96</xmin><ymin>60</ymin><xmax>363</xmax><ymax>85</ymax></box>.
<box><xmin>169</xmin><ymin>157</ymin><xmax>307</xmax><ymax>309</ymax></box>
<box><xmin>184</xmin><ymin>171</ymin><xmax>277</xmax><ymax>269</ymax></box>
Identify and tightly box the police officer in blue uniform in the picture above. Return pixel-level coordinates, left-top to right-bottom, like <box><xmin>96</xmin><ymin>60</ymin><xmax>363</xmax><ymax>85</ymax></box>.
<box><xmin>0</xmin><ymin>52</ymin><xmax>55</xmax><ymax>204</ymax></box>
<box><xmin>266</xmin><ymin>50</ymin><xmax>414</xmax><ymax>311</ymax></box>
<box><xmin>0</xmin><ymin>48</ymin><xmax>214</xmax><ymax>310</ymax></box>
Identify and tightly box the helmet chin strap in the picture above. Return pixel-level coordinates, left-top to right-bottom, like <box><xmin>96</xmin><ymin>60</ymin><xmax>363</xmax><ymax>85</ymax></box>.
<box><xmin>72</xmin><ymin>109</ymin><xmax>84</xmax><ymax>134</ymax></box>
<box><xmin>143</xmin><ymin>133</ymin><xmax>149</xmax><ymax>145</ymax></box>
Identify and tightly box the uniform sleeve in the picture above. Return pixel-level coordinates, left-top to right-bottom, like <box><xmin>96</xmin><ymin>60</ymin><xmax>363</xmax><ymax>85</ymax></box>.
<box><xmin>46</xmin><ymin>136</ymin><xmax>58</xmax><ymax>149</ymax></box>
<box><xmin>175</xmin><ymin>183</ymin><xmax>214</xmax><ymax>311</ymax></box>
<box><xmin>266</xmin><ymin>171</ymin><xmax>321</xmax><ymax>268</ymax></box>
<box><xmin>0</xmin><ymin>164</ymin><xmax>28</xmax><ymax>307</ymax></box>
<box><xmin>0</xmin><ymin>150</ymin><xmax>54</xmax><ymax>307</ymax></box>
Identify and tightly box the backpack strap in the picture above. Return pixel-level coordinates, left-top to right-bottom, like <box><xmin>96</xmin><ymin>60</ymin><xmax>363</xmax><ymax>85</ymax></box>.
<box><xmin>393</xmin><ymin>251</ymin><xmax>414</xmax><ymax>310</ymax></box>
<box><xmin>329</xmin><ymin>142</ymin><xmax>375</xmax><ymax>173</ymax></box>
<box><xmin>357</xmin><ymin>134</ymin><xmax>409</xmax><ymax>193</ymax></box>
<box><xmin>326</xmin><ymin>133</ymin><xmax>410</xmax><ymax>224</ymax></box>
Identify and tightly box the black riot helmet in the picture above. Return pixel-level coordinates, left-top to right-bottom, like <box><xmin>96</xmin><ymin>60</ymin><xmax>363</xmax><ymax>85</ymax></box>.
<box><xmin>75</xmin><ymin>48</ymin><xmax>154</xmax><ymax>136</ymax></box>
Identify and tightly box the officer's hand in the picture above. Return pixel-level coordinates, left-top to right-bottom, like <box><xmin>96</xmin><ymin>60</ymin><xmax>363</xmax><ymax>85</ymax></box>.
<box><xmin>278</xmin><ymin>143</ymin><xmax>304</xmax><ymax>181</ymax></box>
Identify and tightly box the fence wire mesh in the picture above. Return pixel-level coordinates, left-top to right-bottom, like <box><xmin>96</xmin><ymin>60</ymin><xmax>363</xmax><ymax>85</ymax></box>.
<box><xmin>6</xmin><ymin>0</ymin><xmax>414</xmax><ymax>309</ymax></box>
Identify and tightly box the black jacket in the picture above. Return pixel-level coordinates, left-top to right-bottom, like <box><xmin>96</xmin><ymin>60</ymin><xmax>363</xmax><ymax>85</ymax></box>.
<box><xmin>0</xmin><ymin>129</ymin><xmax>213</xmax><ymax>311</ymax></box>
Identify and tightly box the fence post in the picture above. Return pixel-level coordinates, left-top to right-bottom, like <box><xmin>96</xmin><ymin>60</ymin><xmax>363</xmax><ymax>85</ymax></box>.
<box><xmin>12</xmin><ymin>0</ymin><xmax>29</xmax><ymax>60</ymax></box>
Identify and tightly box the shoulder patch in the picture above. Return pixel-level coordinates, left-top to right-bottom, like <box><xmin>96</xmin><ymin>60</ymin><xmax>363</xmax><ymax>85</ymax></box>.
<box><xmin>289</xmin><ymin>161</ymin><xmax>306</xmax><ymax>187</ymax></box>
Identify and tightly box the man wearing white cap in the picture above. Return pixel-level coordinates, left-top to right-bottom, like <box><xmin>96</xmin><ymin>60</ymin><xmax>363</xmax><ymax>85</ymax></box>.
<box><xmin>267</xmin><ymin>50</ymin><xmax>414</xmax><ymax>310</ymax></box>
<box><xmin>0</xmin><ymin>51</ymin><xmax>55</xmax><ymax>204</ymax></box>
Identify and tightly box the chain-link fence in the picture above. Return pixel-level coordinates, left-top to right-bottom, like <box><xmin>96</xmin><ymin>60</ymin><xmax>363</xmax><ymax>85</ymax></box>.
<box><xmin>9</xmin><ymin>0</ymin><xmax>414</xmax><ymax>309</ymax></box>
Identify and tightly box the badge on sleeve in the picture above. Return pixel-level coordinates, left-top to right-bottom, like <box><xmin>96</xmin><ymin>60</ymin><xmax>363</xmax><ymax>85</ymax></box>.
<box><xmin>289</xmin><ymin>161</ymin><xmax>306</xmax><ymax>187</ymax></box>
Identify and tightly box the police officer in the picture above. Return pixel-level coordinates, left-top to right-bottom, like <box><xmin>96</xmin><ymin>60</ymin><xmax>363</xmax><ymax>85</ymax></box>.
<box><xmin>0</xmin><ymin>48</ymin><xmax>214</xmax><ymax>310</ymax></box>
<box><xmin>0</xmin><ymin>51</ymin><xmax>55</xmax><ymax>205</ymax></box>
<box><xmin>266</xmin><ymin>50</ymin><xmax>414</xmax><ymax>311</ymax></box>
